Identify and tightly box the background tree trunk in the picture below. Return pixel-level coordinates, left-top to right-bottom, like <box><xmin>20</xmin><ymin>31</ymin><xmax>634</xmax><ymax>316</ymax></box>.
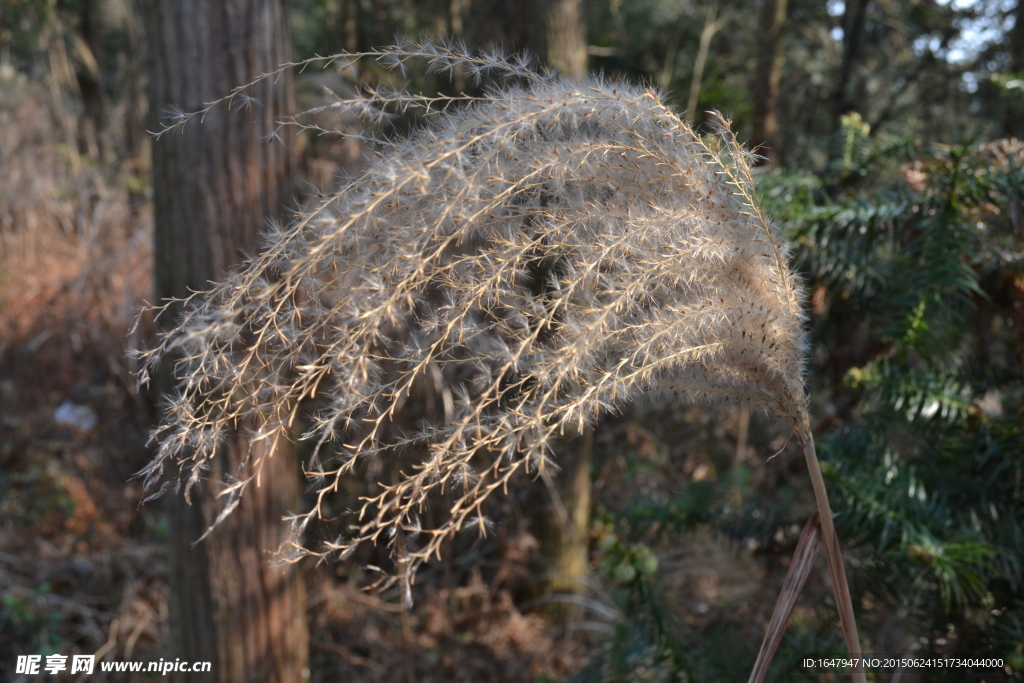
<box><xmin>394</xmin><ymin>0</ymin><xmax>591</xmax><ymax>617</ymax></box>
<box><xmin>535</xmin><ymin>430</ymin><xmax>593</xmax><ymax>619</ymax></box>
<box><xmin>491</xmin><ymin>0</ymin><xmax>594</xmax><ymax>618</ymax></box>
<box><xmin>752</xmin><ymin>0</ymin><xmax>787</xmax><ymax>167</ymax></box>
<box><xmin>1007</xmin><ymin>0</ymin><xmax>1024</xmax><ymax>138</ymax></box>
<box><xmin>144</xmin><ymin>2</ymin><xmax>308</xmax><ymax>681</ymax></box>
<box><xmin>473</xmin><ymin>0</ymin><xmax>586</xmax><ymax>79</ymax></box>
<box><xmin>833</xmin><ymin>0</ymin><xmax>869</xmax><ymax>130</ymax></box>
<box><xmin>535</xmin><ymin>0</ymin><xmax>591</xmax><ymax>617</ymax></box>
<box><xmin>685</xmin><ymin>5</ymin><xmax>725</xmax><ymax>122</ymax></box>
<box><xmin>73</xmin><ymin>0</ymin><xmax>107</xmax><ymax>161</ymax></box>
<box><xmin>543</xmin><ymin>0</ymin><xmax>587</xmax><ymax>78</ymax></box>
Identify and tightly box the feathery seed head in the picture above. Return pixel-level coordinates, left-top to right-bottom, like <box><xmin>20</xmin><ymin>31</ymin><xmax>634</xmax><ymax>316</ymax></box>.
<box><xmin>138</xmin><ymin>48</ymin><xmax>808</xmax><ymax>585</ymax></box>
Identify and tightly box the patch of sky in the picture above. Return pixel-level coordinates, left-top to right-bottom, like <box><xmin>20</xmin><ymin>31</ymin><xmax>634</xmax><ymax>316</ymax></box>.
<box><xmin>828</xmin><ymin>0</ymin><xmax>845</xmax><ymax>41</ymax></box>
<box><xmin>917</xmin><ymin>0</ymin><xmax>1018</xmax><ymax>92</ymax></box>
<box><xmin>816</xmin><ymin>0</ymin><xmax>1013</xmax><ymax>92</ymax></box>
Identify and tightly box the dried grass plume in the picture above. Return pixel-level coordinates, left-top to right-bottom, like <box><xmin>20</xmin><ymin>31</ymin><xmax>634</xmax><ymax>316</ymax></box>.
<box><xmin>135</xmin><ymin>46</ymin><xmax>860</xmax><ymax>672</ymax></box>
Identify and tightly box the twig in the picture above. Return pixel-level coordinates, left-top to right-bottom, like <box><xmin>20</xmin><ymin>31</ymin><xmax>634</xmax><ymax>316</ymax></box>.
<box><xmin>311</xmin><ymin>638</ymin><xmax>384</xmax><ymax>673</ymax></box>
<box><xmin>93</xmin><ymin>618</ymin><xmax>119</xmax><ymax>662</ymax></box>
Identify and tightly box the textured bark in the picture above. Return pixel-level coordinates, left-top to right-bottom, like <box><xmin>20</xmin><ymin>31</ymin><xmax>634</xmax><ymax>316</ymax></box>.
<box><xmin>536</xmin><ymin>430</ymin><xmax>593</xmax><ymax>617</ymax></box>
<box><xmin>752</xmin><ymin>0</ymin><xmax>787</xmax><ymax>167</ymax></box>
<box><xmin>468</xmin><ymin>0</ymin><xmax>586</xmax><ymax>79</ymax></box>
<box><xmin>544</xmin><ymin>0</ymin><xmax>587</xmax><ymax>78</ymax></box>
<box><xmin>144</xmin><ymin>2</ymin><xmax>307</xmax><ymax>681</ymax></box>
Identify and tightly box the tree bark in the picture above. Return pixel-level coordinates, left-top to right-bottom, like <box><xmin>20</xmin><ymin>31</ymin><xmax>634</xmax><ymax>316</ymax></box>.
<box><xmin>752</xmin><ymin>0</ymin><xmax>787</xmax><ymax>167</ymax></box>
<box><xmin>536</xmin><ymin>430</ymin><xmax>593</xmax><ymax>619</ymax></box>
<box><xmin>543</xmin><ymin>0</ymin><xmax>587</xmax><ymax>78</ymax></box>
<box><xmin>144</xmin><ymin>1</ymin><xmax>308</xmax><ymax>681</ymax></box>
<box><xmin>483</xmin><ymin>0</ymin><xmax>586</xmax><ymax>78</ymax></box>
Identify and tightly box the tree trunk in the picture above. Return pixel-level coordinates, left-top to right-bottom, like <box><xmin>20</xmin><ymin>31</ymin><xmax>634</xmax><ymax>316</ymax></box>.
<box><xmin>144</xmin><ymin>2</ymin><xmax>308</xmax><ymax>681</ymax></box>
<box><xmin>1007</xmin><ymin>0</ymin><xmax>1024</xmax><ymax>138</ymax></box>
<box><xmin>543</xmin><ymin>0</ymin><xmax>587</xmax><ymax>78</ymax></box>
<box><xmin>536</xmin><ymin>430</ymin><xmax>593</xmax><ymax>619</ymax></box>
<box><xmin>752</xmin><ymin>0</ymin><xmax>787</xmax><ymax>167</ymax></box>
<box><xmin>340</xmin><ymin>0</ymin><xmax>361</xmax><ymax>52</ymax></box>
<box><xmin>487</xmin><ymin>0</ymin><xmax>586</xmax><ymax>79</ymax></box>
<box><xmin>74</xmin><ymin>0</ymin><xmax>108</xmax><ymax>161</ymax></box>
<box><xmin>685</xmin><ymin>5</ymin><xmax>724</xmax><ymax>122</ymax></box>
<box><xmin>527</xmin><ymin>0</ymin><xmax>591</xmax><ymax>614</ymax></box>
<box><xmin>833</xmin><ymin>0</ymin><xmax>869</xmax><ymax>130</ymax></box>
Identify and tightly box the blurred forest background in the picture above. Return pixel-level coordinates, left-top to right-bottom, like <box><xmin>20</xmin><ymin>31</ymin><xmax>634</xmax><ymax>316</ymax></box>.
<box><xmin>1</xmin><ymin>0</ymin><xmax>1023</xmax><ymax>681</ymax></box>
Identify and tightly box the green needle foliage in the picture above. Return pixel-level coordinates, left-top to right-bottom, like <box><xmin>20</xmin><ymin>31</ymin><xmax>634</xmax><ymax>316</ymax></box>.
<box><xmin>761</xmin><ymin>122</ymin><xmax>1024</xmax><ymax>667</ymax></box>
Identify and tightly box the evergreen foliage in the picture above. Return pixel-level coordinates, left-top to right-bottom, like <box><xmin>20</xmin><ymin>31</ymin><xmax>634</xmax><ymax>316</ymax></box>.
<box><xmin>572</xmin><ymin>115</ymin><xmax>1024</xmax><ymax>680</ymax></box>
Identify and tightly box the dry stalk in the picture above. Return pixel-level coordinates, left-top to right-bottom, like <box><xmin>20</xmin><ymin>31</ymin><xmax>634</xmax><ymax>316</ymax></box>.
<box><xmin>134</xmin><ymin>40</ymin><xmax>863</xmax><ymax>678</ymax></box>
<box><xmin>749</xmin><ymin>511</ymin><xmax>823</xmax><ymax>683</ymax></box>
<box><xmin>801</xmin><ymin>425</ymin><xmax>866</xmax><ymax>682</ymax></box>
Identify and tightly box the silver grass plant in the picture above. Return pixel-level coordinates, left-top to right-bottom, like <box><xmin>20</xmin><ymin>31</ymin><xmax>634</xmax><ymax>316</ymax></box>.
<box><xmin>136</xmin><ymin>41</ymin><xmax>864</xmax><ymax>678</ymax></box>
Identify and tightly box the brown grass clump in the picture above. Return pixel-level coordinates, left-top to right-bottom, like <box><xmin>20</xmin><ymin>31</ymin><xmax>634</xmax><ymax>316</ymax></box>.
<box><xmin>135</xmin><ymin>42</ymin><xmax>863</xmax><ymax>677</ymax></box>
